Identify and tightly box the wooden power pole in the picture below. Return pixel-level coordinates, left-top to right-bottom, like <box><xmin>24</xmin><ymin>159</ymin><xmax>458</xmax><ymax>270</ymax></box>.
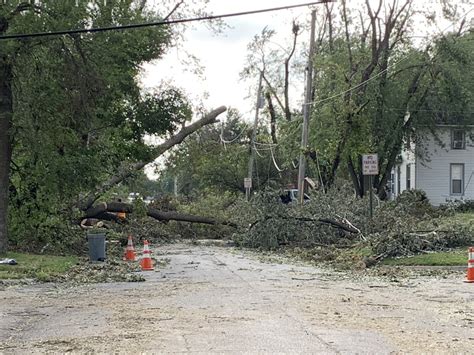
<box><xmin>246</xmin><ymin>71</ymin><xmax>264</xmax><ymax>201</ymax></box>
<box><xmin>297</xmin><ymin>10</ymin><xmax>317</xmax><ymax>205</ymax></box>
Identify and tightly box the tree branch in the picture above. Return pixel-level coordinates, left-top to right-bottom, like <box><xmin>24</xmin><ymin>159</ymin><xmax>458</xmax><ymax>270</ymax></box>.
<box><xmin>77</xmin><ymin>106</ymin><xmax>227</xmax><ymax>210</ymax></box>
<box><xmin>265</xmin><ymin>91</ymin><xmax>278</xmax><ymax>144</ymax></box>
<box><xmin>262</xmin><ymin>74</ymin><xmax>286</xmax><ymax>114</ymax></box>
<box><xmin>283</xmin><ymin>21</ymin><xmax>300</xmax><ymax>121</ymax></box>
<box><xmin>163</xmin><ymin>0</ymin><xmax>185</xmax><ymax>21</ymax></box>
<box><xmin>341</xmin><ymin>0</ymin><xmax>354</xmax><ymax>72</ymax></box>
<box><xmin>7</xmin><ymin>2</ymin><xmax>33</xmax><ymax>21</ymax></box>
<box><xmin>249</xmin><ymin>215</ymin><xmax>360</xmax><ymax>234</ymax></box>
<box><xmin>83</xmin><ymin>200</ymin><xmax>236</xmax><ymax>227</ymax></box>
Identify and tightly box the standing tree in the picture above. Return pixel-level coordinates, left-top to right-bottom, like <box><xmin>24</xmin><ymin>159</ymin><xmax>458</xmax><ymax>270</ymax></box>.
<box><xmin>0</xmin><ymin>1</ymin><xmax>226</xmax><ymax>253</ymax></box>
<box><xmin>269</xmin><ymin>0</ymin><xmax>471</xmax><ymax>198</ymax></box>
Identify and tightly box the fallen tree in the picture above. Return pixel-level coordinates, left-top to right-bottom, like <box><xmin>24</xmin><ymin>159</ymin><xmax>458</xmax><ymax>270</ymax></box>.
<box><xmin>83</xmin><ymin>201</ymin><xmax>356</xmax><ymax>231</ymax></box>
<box><xmin>82</xmin><ymin>200</ymin><xmax>237</xmax><ymax>228</ymax></box>
<box><xmin>76</xmin><ymin>106</ymin><xmax>227</xmax><ymax>211</ymax></box>
<box><xmin>248</xmin><ymin>215</ymin><xmax>360</xmax><ymax>234</ymax></box>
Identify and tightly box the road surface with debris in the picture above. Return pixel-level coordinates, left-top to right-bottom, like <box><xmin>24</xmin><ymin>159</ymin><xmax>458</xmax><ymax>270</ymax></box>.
<box><xmin>0</xmin><ymin>243</ymin><xmax>473</xmax><ymax>353</ymax></box>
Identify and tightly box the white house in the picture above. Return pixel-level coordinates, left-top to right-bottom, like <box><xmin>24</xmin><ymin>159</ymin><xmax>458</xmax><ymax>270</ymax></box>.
<box><xmin>390</xmin><ymin>125</ymin><xmax>474</xmax><ymax>206</ymax></box>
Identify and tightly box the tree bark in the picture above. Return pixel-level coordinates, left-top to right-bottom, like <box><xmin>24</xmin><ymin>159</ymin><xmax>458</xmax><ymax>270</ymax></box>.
<box><xmin>265</xmin><ymin>91</ymin><xmax>278</xmax><ymax>145</ymax></box>
<box><xmin>376</xmin><ymin>70</ymin><xmax>429</xmax><ymax>198</ymax></box>
<box><xmin>283</xmin><ymin>21</ymin><xmax>299</xmax><ymax>122</ymax></box>
<box><xmin>249</xmin><ymin>215</ymin><xmax>360</xmax><ymax>234</ymax></box>
<box><xmin>84</xmin><ymin>201</ymin><xmax>235</xmax><ymax>227</ymax></box>
<box><xmin>77</xmin><ymin>106</ymin><xmax>226</xmax><ymax>210</ymax></box>
<box><xmin>147</xmin><ymin>209</ymin><xmax>220</xmax><ymax>225</ymax></box>
<box><xmin>0</xmin><ymin>57</ymin><xmax>13</xmax><ymax>254</ymax></box>
<box><xmin>347</xmin><ymin>157</ymin><xmax>363</xmax><ymax>197</ymax></box>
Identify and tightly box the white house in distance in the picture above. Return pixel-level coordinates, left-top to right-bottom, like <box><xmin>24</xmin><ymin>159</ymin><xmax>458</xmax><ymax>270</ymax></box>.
<box><xmin>390</xmin><ymin>125</ymin><xmax>474</xmax><ymax>206</ymax></box>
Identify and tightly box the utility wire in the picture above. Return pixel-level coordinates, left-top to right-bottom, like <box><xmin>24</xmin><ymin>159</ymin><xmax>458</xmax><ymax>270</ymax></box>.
<box><xmin>0</xmin><ymin>1</ymin><xmax>336</xmax><ymax>40</ymax></box>
<box><xmin>306</xmin><ymin>54</ymin><xmax>409</xmax><ymax>105</ymax></box>
<box><xmin>270</xmin><ymin>146</ymin><xmax>284</xmax><ymax>172</ymax></box>
<box><xmin>220</xmin><ymin>122</ymin><xmax>250</xmax><ymax>144</ymax></box>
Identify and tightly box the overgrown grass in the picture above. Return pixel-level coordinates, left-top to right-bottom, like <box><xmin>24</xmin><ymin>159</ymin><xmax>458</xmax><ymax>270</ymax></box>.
<box><xmin>445</xmin><ymin>212</ymin><xmax>474</xmax><ymax>227</ymax></box>
<box><xmin>382</xmin><ymin>248</ymin><xmax>468</xmax><ymax>266</ymax></box>
<box><xmin>0</xmin><ymin>252</ymin><xmax>78</xmax><ymax>281</ymax></box>
<box><xmin>424</xmin><ymin>211</ymin><xmax>474</xmax><ymax>230</ymax></box>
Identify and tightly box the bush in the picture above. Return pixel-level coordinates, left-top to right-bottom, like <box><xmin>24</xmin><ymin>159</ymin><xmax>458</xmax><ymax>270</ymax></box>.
<box><xmin>229</xmin><ymin>185</ymin><xmax>473</xmax><ymax>259</ymax></box>
<box><xmin>230</xmin><ymin>185</ymin><xmax>368</xmax><ymax>250</ymax></box>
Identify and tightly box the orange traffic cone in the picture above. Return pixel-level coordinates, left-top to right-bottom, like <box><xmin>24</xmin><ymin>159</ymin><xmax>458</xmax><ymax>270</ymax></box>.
<box><xmin>123</xmin><ymin>235</ymin><xmax>136</xmax><ymax>261</ymax></box>
<box><xmin>140</xmin><ymin>240</ymin><xmax>154</xmax><ymax>271</ymax></box>
<box><xmin>465</xmin><ymin>247</ymin><xmax>474</xmax><ymax>283</ymax></box>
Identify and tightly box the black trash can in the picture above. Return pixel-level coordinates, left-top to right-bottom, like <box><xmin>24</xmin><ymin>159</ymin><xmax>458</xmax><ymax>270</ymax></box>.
<box><xmin>87</xmin><ymin>232</ymin><xmax>106</xmax><ymax>262</ymax></box>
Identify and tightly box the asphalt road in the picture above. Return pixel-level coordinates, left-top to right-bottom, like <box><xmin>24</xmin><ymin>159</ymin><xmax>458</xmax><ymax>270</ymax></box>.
<box><xmin>0</xmin><ymin>243</ymin><xmax>473</xmax><ymax>353</ymax></box>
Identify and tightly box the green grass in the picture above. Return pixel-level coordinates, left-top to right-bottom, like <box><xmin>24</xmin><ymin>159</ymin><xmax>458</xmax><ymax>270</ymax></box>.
<box><xmin>442</xmin><ymin>211</ymin><xmax>474</xmax><ymax>228</ymax></box>
<box><xmin>383</xmin><ymin>211</ymin><xmax>473</xmax><ymax>267</ymax></box>
<box><xmin>423</xmin><ymin>211</ymin><xmax>474</xmax><ymax>231</ymax></box>
<box><xmin>0</xmin><ymin>252</ymin><xmax>78</xmax><ymax>281</ymax></box>
<box><xmin>382</xmin><ymin>249</ymin><xmax>468</xmax><ymax>266</ymax></box>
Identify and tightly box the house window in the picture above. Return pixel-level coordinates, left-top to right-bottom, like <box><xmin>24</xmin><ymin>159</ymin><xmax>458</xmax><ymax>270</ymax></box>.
<box><xmin>450</xmin><ymin>164</ymin><xmax>464</xmax><ymax>195</ymax></box>
<box><xmin>397</xmin><ymin>165</ymin><xmax>401</xmax><ymax>195</ymax></box>
<box><xmin>451</xmin><ymin>129</ymin><xmax>465</xmax><ymax>150</ymax></box>
<box><xmin>390</xmin><ymin>172</ymin><xmax>395</xmax><ymax>198</ymax></box>
<box><xmin>406</xmin><ymin>164</ymin><xmax>411</xmax><ymax>190</ymax></box>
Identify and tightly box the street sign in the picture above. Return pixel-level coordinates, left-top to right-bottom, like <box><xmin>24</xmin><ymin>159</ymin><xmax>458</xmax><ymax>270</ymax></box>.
<box><xmin>244</xmin><ymin>177</ymin><xmax>252</xmax><ymax>189</ymax></box>
<box><xmin>362</xmin><ymin>154</ymin><xmax>379</xmax><ymax>175</ymax></box>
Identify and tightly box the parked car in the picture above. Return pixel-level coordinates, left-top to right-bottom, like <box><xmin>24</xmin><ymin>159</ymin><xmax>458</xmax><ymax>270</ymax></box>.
<box><xmin>127</xmin><ymin>192</ymin><xmax>141</xmax><ymax>203</ymax></box>
<box><xmin>280</xmin><ymin>189</ymin><xmax>310</xmax><ymax>204</ymax></box>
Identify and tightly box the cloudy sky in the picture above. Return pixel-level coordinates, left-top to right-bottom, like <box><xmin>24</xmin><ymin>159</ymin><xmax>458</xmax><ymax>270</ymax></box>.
<box><xmin>141</xmin><ymin>0</ymin><xmax>314</xmax><ymax>118</ymax></box>
<box><xmin>139</xmin><ymin>0</ymin><xmax>471</xmax><ymax>177</ymax></box>
<box><xmin>140</xmin><ymin>0</ymin><xmax>472</xmax><ymax>121</ymax></box>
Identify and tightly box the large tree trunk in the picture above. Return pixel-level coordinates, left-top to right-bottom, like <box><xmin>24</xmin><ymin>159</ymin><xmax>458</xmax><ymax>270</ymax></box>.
<box><xmin>83</xmin><ymin>201</ymin><xmax>236</xmax><ymax>227</ymax></box>
<box><xmin>0</xmin><ymin>58</ymin><xmax>13</xmax><ymax>254</ymax></box>
<box><xmin>77</xmin><ymin>106</ymin><xmax>226</xmax><ymax>211</ymax></box>
<box><xmin>265</xmin><ymin>91</ymin><xmax>278</xmax><ymax>145</ymax></box>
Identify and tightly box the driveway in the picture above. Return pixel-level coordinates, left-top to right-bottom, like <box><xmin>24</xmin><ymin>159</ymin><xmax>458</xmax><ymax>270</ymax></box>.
<box><xmin>0</xmin><ymin>243</ymin><xmax>473</xmax><ymax>353</ymax></box>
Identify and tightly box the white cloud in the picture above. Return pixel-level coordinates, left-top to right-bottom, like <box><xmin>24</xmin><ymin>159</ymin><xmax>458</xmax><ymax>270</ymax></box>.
<box><xmin>141</xmin><ymin>0</ymin><xmax>312</xmax><ymax>117</ymax></box>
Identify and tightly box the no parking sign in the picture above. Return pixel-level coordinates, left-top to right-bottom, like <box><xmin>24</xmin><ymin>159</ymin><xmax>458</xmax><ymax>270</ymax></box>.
<box><xmin>362</xmin><ymin>154</ymin><xmax>378</xmax><ymax>175</ymax></box>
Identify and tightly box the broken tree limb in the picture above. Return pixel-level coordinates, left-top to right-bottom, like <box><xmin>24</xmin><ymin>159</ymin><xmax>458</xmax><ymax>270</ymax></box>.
<box><xmin>105</xmin><ymin>201</ymin><xmax>133</xmax><ymax>213</ymax></box>
<box><xmin>80</xmin><ymin>218</ymin><xmax>105</xmax><ymax>229</ymax></box>
<box><xmin>249</xmin><ymin>215</ymin><xmax>360</xmax><ymax>234</ymax></box>
<box><xmin>76</xmin><ymin>106</ymin><xmax>227</xmax><ymax>211</ymax></box>
<box><xmin>317</xmin><ymin>218</ymin><xmax>360</xmax><ymax>234</ymax></box>
<box><xmin>147</xmin><ymin>209</ymin><xmax>218</xmax><ymax>225</ymax></box>
<box><xmin>147</xmin><ymin>208</ymin><xmax>236</xmax><ymax>227</ymax></box>
<box><xmin>84</xmin><ymin>202</ymin><xmax>108</xmax><ymax>218</ymax></box>
<box><xmin>84</xmin><ymin>201</ymin><xmax>133</xmax><ymax>217</ymax></box>
<box><xmin>83</xmin><ymin>201</ymin><xmax>236</xmax><ymax>227</ymax></box>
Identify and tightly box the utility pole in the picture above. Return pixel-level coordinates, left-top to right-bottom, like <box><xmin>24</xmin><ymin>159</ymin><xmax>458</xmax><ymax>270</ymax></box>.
<box><xmin>174</xmin><ymin>176</ymin><xmax>178</xmax><ymax>197</ymax></box>
<box><xmin>297</xmin><ymin>10</ymin><xmax>316</xmax><ymax>205</ymax></box>
<box><xmin>246</xmin><ymin>71</ymin><xmax>264</xmax><ymax>201</ymax></box>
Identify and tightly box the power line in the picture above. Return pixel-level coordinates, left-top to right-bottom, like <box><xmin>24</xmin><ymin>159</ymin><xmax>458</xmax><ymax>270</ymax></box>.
<box><xmin>220</xmin><ymin>122</ymin><xmax>250</xmax><ymax>144</ymax></box>
<box><xmin>308</xmin><ymin>55</ymin><xmax>409</xmax><ymax>106</ymax></box>
<box><xmin>0</xmin><ymin>1</ymin><xmax>336</xmax><ymax>41</ymax></box>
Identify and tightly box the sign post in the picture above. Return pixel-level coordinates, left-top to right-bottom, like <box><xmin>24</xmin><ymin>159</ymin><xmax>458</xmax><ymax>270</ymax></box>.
<box><xmin>244</xmin><ymin>178</ymin><xmax>252</xmax><ymax>201</ymax></box>
<box><xmin>362</xmin><ymin>154</ymin><xmax>379</xmax><ymax>219</ymax></box>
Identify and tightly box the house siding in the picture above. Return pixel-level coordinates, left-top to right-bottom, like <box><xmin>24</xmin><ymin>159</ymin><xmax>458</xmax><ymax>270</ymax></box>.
<box><xmin>390</xmin><ymin>147</ymin><xmax>416</xmax><ymax>198</ymax></box>
<box><xmin>415</xmin><ymin>128</ymin><xmax>474</xmax><ymax>206</ymax></box>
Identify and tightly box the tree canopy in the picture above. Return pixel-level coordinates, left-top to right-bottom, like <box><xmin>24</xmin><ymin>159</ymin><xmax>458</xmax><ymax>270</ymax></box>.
<box><xmin>0</xmin><ymin>1</ymin><xmax>225</xmax><ymax>253</ymax></box>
